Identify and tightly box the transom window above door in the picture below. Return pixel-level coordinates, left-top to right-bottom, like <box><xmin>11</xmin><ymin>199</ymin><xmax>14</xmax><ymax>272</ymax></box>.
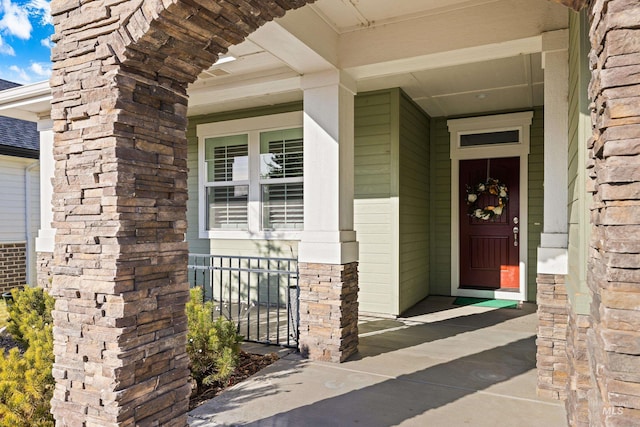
<box><xmin>197</xmin><ymin>112</ymin><xmax>304</xmax><ymax>240</ymax></box>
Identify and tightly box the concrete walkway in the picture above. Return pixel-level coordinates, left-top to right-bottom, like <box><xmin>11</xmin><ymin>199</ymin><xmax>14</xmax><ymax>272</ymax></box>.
<box><xmin>189</xmin><ymin>296</ymin><xmax>566</xmax><ymax>427</ymax></box>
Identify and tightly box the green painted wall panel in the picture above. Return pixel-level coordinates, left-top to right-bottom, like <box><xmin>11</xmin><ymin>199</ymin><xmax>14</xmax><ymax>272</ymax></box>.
<box><xmin>354</xmin><ymin>90</ymin><xmax>396</xmax><ymax>314</ymax></box>
<box><xmin>566</xmin><ymin>11</ymin><xmax>592</xmax><ymax>314</ymax></box>
<box><xmin>398</xmin><ymin>91</ymin><xmax>430</xmax><ymax>313</ymax></box>
<box><xmin>429</xmin><ymin>118</ymin><xmax>452</xmax><ymax>295</ymax></box>
<box><xmin>528</xmin><ymin>109</ymin><xmax>545</xmax><ymax>301</ymax></box>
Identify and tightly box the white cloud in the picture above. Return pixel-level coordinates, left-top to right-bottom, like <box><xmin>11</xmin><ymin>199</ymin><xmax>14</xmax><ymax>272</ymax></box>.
<box><xmin>40</xmin><ymin>35</ymin><xmax>53</xmax><ymax>48</ymax></box>
<box><xmin>30</xmin><ymin>61</ymin><xmax>50</xmax><ymax>77</ymax></box>
<box><xmin>9</xmin><ymin>64</ymin><xmax>30</xmax><ymax>82</ymax></box>
<box><xmin>0</xmin><ymin>34</ymin><xmax>15</xmax><ymax>55</ymax></box>
<box><xmin>0</xmin><ymin>0</ymin><xmax>33</xmax><ymax>40</ymax></box>
<box><xmin>26</xmin><ymin>0</ymin><xmax>50</xmax><ymax>26</ymax></box>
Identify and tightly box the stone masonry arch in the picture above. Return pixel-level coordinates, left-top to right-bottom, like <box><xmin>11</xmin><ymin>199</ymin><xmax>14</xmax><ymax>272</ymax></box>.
<box><xmin>49</xmin><ymin>1</ymin><xmax>313</xmax><ymax>425</ymax></box>
<box><xmin>49</xmin><ymin>0</ymin><xmax>640</xmax><ymax>426</ymax></box>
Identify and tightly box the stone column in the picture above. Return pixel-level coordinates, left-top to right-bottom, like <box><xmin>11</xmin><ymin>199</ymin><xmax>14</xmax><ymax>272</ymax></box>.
<box><xmin>586</xmin><ymin>0</ymin><xmax>640</xmax><ymax>424</ymax></box>
<box><xmin>47</xmin><ymin>0</ymin><xmax>316</xmax><ymax>424</ymax></box>
<box><xmin>35</xmin><ymin>118</ymin><xmax>54</xmax><ymax>290</ymax></box>
<box><xmin>298</xmin><ymin>70</ymin><xmax>359</xmax><ymax>362</ymax></box>
<box><xmin>536</xmin><ymin>30</ymin><xmax>570</xmax><ymax>400</ymax></box>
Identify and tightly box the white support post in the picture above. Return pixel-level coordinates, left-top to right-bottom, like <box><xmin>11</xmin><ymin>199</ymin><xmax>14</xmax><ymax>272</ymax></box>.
<box><xmin>35</xmin><ymin>118</ymin><xmax>55</xmax><ymax>254</ymax></box>
<box><xmin>538</xmin><ymin>30</ymin><xmax>569</xmax><ymax>274</ymax></box>
<box><xmin>298</xmin><ymin>70</ymin><xmax>358</xmax><ymax>265</ymax></box>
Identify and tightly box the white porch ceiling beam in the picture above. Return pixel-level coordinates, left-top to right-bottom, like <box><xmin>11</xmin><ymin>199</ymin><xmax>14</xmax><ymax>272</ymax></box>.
<box><xmin>249</xmin><ymin>12</ymin><xmax>338</xmax><ymax>75</ymax></box>
<box><xmin>347</xmin><ymin>36</ymin><xmax>543</xmax><ymax>81</ymax></box>
<box><xmin>187</xmin><ymin>73</ymin><xmax>302</xmax><ymax>112</ymax></box>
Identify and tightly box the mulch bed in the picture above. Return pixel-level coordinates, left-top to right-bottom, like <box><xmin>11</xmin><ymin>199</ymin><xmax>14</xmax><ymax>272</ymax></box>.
<box><xmin>189</xmin><ymin>350</ymin><xmax>280</xmax><ymax>410</ymax></box>
<box><xmin>0</xmin><ymin>328</ymin><xmax>25</xmax><ymax>355</ymax></box>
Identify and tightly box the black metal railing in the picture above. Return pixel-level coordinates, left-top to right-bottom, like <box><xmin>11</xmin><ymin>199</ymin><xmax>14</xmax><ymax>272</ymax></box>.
<box><xmin>188</xmin><ymin>254</ymin><xmax>299</xmax><ymax>348</ymax></box>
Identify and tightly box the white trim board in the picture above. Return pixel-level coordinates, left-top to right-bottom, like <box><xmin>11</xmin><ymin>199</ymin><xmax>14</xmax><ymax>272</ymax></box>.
<box><xmin>448</xmin><ymin>111</ymin><xmax>533</xmax><ymax>301</ymax></box>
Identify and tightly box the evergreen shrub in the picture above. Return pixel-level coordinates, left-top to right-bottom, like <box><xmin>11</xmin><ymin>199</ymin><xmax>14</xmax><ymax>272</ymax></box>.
<box><xmin>186</xmin><ymin>287</ymin><xmax>242</xmax><ymax>391</ymax></box>
<box><xmin>0</xmin><ymin>287</ymin><xmax>55</xmax><ymax>427</ymax></box>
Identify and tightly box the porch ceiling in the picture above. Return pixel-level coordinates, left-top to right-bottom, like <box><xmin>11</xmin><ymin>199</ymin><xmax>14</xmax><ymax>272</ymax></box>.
<box><xmin>187</xmin><ymin>0</ymin><xmax>568</xmax><ymax>118</ymax></box>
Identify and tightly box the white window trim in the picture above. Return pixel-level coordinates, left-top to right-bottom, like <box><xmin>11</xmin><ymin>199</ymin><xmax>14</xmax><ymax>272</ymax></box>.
<box><xmin>447</xmin><ymin>111</ymin><xmax>533</xmax><ymax>302</ymax></box>
<box><xmin>197</xmin><ymin>111</ymin><xmax>303</xmax><ymax>240</ymax></box>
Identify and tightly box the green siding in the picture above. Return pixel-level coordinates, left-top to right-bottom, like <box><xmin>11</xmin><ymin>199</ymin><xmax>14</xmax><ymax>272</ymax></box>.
<box><xmin>566</xmin><ymin>10</ymin><xmax>592</xmax><ymax>314</ymax></box>
<box><xmin>186</xmin><ymin>102</ymin><xmax>302</xmax><ymax>256</ymax></box>
<box><xmin>354</xmin><ymin>90</ymin><xmax>396</xmax><ymax>314</ymax></box>
<box><xmin>429</xmin><ymin>118</ymin><xmax>452</xmax><ymax>295</ymax></box>
<box><xmin>398</xmin><ymin>91</ymin><xmax>430</xmax><ymax>313</ymax></box>
<box><xmin>528</xmin><ymin>108</ymin><xmax>544</xmax><ymax>301</ymax></box>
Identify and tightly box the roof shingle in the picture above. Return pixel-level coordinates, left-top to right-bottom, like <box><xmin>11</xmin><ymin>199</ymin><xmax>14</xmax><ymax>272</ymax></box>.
<box><xmin>0</xmin><ymin>79</ymin><xmax>39</xmax><ymax>158</ymax></box>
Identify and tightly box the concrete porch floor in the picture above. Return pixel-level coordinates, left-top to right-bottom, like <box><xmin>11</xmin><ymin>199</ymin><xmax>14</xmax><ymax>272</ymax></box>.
<box><xmin>188</xmin><ymin>296</ymin><xmax>566</xmax><ymax>427</ymax></box>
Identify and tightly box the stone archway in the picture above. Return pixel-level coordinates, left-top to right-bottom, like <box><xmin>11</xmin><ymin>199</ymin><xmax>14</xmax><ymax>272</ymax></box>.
<box><xmin>48</xmin><ymin>0</ymin><xmax>640</xmax><ymax>425</ymax></box>
<box><xmin>49</xmin><ymin>1</ymin><xmax>315</xmax><ymax>425</ymax></box>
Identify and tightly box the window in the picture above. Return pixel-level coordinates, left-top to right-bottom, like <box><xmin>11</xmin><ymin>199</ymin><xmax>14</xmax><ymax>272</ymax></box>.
<box><xmin>260</xmin><ymin>129</ymin><xmax>303</xmax><ymax>231</ymax></box>
<box><xmin>204</xmin><ymin>134</ymin><xmax>249</xmax><ymax>230</ymax></box>
<box><xmin>198</xmin><ymin>112</ymin><xmax>304</xmax><ymax>239</ymax></box>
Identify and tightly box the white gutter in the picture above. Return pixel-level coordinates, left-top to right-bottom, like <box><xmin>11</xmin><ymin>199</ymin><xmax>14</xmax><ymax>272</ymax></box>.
<box><xmin>0</xmin><ymin>80</ymin><xmax>52</xmax><ymax>122</ymax></box>
<box><xmin>25</xmin><ymin>160</ymin><xmax>39</xmax><ymax>285</ymax></box>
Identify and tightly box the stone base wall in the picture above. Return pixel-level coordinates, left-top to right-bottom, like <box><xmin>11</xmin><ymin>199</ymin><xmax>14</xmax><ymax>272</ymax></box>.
<box><xmin>0</xmin><ymin>242</ymin><xmax>26</xmax><ymax>294</ymax></box>
<box><xmin>566</xmin><ymin>307</ymin><xmax>591</xmax><ymax>427</ymax></box>
<box><xmin>36</xmin><ymin>251</ymin><xmax>53</xmax><ymax>290</ymax></box>
<box><xmin>582</xmin><ymin>0</ymin><xmax>640</xmax><ymax>425</ymax></box>
<box><xmin>298</xmin><ymin>262</ymin><xmax>359</xmax><ymax>362</ymax></box>
<box><xmin>536</xmin><ymin>273</ymin><xmax>569</xmax><ymax>400</ymax></box>
<box><xmin>584</xmin><ymin>0</ymin><xmax>640</xmax><ymax>425</ymax></box>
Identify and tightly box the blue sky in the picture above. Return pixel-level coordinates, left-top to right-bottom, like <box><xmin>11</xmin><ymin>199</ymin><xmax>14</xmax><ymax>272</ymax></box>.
<box><xmin>0</xmin><ymin>0</ymin><xmax>53</xmax><ymax>85</ymax></box>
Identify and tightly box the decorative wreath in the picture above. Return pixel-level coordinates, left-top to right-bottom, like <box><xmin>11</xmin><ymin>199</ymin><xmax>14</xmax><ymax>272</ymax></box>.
<box><xmin>466</xmin><ymin>178</ymin><xmax>508</xmax><ymax>221</ymax></box>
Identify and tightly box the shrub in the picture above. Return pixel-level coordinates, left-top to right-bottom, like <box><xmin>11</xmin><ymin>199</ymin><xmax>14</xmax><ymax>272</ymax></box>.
<box><xmin>0</xmin><ymin>287</ymin><xmax>55</xmax><ymax>427</ymax></box>
<box><xmin>186</xmin><ymin>287</ymin><xmax>243</xmax><ymax>391</ymax></box>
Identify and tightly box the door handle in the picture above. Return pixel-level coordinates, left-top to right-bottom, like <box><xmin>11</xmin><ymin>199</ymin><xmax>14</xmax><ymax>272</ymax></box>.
<box><xmin>513</xmin><ymin>226</ymin><xmax>519</xmax><ymax>247</ymax></box>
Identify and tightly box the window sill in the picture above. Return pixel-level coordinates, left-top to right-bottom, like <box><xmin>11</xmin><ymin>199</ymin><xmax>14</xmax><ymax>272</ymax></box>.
<box><xmin>199</xmin><ymin>230</ymin><xmax>302</xmax><ymax>241</ymax></box>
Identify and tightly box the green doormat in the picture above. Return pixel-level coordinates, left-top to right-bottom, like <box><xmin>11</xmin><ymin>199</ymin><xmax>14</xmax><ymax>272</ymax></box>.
<box><xmin>453</xmin><ymin>297</ymin><xmax>519</xmax><ymax>309</ymax></box>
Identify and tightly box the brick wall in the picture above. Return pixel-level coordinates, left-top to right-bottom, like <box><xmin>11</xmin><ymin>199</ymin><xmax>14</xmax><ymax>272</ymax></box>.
<box><xmin>0</xmin><ymin>242</ymin><xmax>26</xmax><ymax>293</ymax></box>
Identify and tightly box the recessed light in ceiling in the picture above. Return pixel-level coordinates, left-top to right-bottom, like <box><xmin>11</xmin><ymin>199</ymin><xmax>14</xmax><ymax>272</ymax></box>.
<box><xmin>476</xmin><ymin>93</ymin><xmax>488</xmax><ymax>100</ymax></box>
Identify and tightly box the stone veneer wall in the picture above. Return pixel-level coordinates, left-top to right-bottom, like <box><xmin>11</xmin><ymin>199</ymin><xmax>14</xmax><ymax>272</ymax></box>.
<box><xmin>0</xmin><ymin>242</ymin><xmax>26</xmax><ymax>293</ymax></box>
<box><xmin>48</xmin><ymin>0</ymin><xmax>314</xmax><ymax>425</ymax></box>
<box><xmin>36</xmin><ymin>251</ymin><xmax>53</xmax><ymax>290</ymax></box>
<box><xmin>584</xmin><ymin>0</ymin><xmax>640</xmax><ymax>424</ymax></box>
<box><xmin>566</xmin><ymin>307</ymin><xmax>590</xmax><ymax>427</ymax></box>
<box><xmin>536</xmin><ymin>273</ymin><xmax>569</xmax><ymax>400</ymax></box>
<box><xmin>298</xmin><ymin>262</ymin><xmax>359</xmax><ymax>362</ymax></box>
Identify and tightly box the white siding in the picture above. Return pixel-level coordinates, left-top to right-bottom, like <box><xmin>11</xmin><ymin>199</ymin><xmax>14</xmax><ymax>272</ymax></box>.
<box><xmin>0</xmin><ymin>155</ymin><xmax>40</xmax><ymax>283</ymax></box>
<box><xmin>0</xmin><ymin>155</ymin><xmax>31</xmax><ymax>241</ymax></box>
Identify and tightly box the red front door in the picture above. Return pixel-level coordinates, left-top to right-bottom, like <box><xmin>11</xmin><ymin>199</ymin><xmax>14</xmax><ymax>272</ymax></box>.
<box><xmin>459</xmin><ymin>157</ymin><xmax>520</xmax><ymax>289</ymax></box>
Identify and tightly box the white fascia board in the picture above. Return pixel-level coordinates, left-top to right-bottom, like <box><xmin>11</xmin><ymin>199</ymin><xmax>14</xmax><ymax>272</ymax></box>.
<box><xmin>0</xmin><ymin>80</ymin><xmax>52</xmax><ymax>122</ymax></box>
<box><xmin>345</xmin><ymin>36</ymin><xmax>542</xmax><ymax>81</ymax></box>
<box><xmin>188</xmin><ymin>73</ymin><xmax>302</xmax><ymax>112</ymax></box>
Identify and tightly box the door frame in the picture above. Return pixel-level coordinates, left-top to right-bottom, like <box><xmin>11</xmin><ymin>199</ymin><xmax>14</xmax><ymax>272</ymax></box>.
<box><xmin>448</xmin><ymin>112</ymin><xmax>533</xmax><ymax>301</ymax></box>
